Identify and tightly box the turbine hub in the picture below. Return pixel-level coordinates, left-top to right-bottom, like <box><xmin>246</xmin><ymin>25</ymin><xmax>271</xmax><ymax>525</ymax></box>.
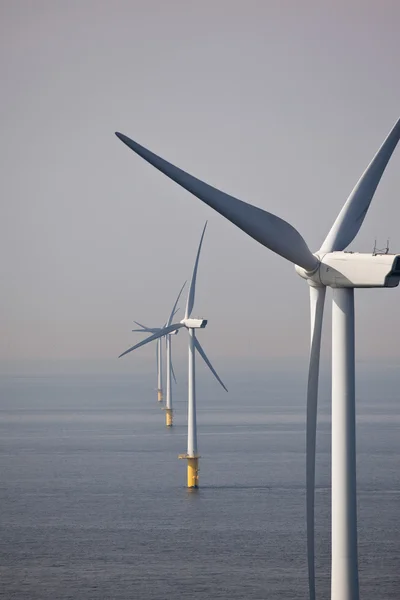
<box><xmin>295</xmin><ymin>254</ymin><xmax>322</xmax><ymax>285</ymax></box>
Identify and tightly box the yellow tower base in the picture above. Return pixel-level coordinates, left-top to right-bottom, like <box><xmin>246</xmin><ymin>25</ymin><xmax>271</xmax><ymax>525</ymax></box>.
<box><xmin>165</xmin><ymin>408</ymin><xmax>173</xmax><ymax>427</ymax></box>
<box><xmin>157</xmin><ymin>389</ymin><xmax>163</xmax><ymax>402</ymax></box>
<box><xmin>178</xmin><ymin>454</ymin><xmax>200</xmax><ymax>488</ymax></box>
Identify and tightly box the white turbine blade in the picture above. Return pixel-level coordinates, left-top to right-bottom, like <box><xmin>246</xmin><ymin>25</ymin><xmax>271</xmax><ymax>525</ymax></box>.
<box><xmin>306</xmin><ymin>285</ymin><xmax>326</xmax><ymax>600</ymax></box>
<box><xmin>194</xmin><ymin>337</ymin><xmax>228</xmax><ymax>392</ymax></box>
<box><xmin>167</xmin><ymin>281</ymin><xmax>187</xmax><ymax>326</ymax></box>
<box><xmin>118</xmin><ymin>323</ymin><xmax>184</xmax><ymax>358</ymax></box>
<box><xmin>171</xmin><ymin>360</ymin><xmax>177</xmax><ymax>384</ymax></box>
<box><xmin>132</xmin><ymin>321</ymin><xmax>160</xmax><ymax>333</ymax></box>
<box><xmin>185</xmin><ymin>223</ymin><xmax>207</xmax><ymax>318</ymax></box>
<box><xmin>320</xmin><ymin>117</ymin><xmax>400</xmax><ymax>252</ymax></box>
<box><xmin>115</xmin><ymin>133</ymin><xmax>318</xmax><ymax>272</ymax></box>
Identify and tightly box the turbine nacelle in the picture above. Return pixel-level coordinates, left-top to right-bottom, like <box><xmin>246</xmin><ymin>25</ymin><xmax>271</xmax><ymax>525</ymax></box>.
<box><xmin>295</xmin><ymin>252</ymin><xmax>400</xmax><ymax>289</ymax></box>
<box><xmin>181</xmin><ymin>317</ymin><xmax>208</xmax><ymax>329</ymax></box>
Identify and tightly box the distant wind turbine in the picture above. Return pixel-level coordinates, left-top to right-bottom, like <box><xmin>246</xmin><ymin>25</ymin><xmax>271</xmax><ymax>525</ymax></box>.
<box><xmin>132</xmin><ymin>325</ymin><xmax>164</xmax><ymax>402</ymax></box>
<box><xmin>115</xmin><ymin>118</ymin><xmax>400</xmax><ymax>598</ymax></box>
<box><xmin>119</xmin><ymin>223</ymin><xmax>228</xmax><ymax>487</ymax></box>
<box><xmin>132</xmin><ymin>282</ymin><xmax>186</xmax><ymax>426</ymax></box>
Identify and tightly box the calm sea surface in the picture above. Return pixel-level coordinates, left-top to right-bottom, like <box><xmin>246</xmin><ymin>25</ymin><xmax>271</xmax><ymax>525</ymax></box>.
<box><xmin>1</xmin><ymin>367</ymin><xmax>399</xmax><ymax>599</ymax></box>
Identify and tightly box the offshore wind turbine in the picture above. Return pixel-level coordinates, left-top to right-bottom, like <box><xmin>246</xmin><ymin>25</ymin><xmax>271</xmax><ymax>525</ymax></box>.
<box><xmin>132</xmin><ymin>326</ymin><xmax>164</xmax><ymax>402</ymax></box>
<box><xmin>133</xmin><ymin>306</ymin><xmax>181</xmax><ymax>403</ymax></box>
<box><xmin>115</xmin><ymin>118</ymin><xmax>400</xmax><ymax>599</ymax></box>
<box><xmin>132</xmin><ymin>282</ymin><xmax>185</xmax><ymax>426</ymax></box>
<box><xmin>119</xmin><ymin>223</ymin><xmax>228</xmax><ymax>487</ymax></box>
<box><xmin>132</xmin><ymin>329</ymin><xmax>178</xmax><ymax>402</ymax></box>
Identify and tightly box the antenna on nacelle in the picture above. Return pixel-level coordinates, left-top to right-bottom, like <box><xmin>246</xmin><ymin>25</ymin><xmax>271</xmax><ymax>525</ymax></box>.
<box><xmin>373</xmin><ymin>238</ymin><xmax>390</xmax><ymax>256</ymax></box>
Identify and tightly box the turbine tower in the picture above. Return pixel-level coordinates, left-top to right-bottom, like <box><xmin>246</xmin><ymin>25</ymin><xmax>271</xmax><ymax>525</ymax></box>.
<box><xmin>119</xmin><ymin>223</ymin><xmax>228</xmax><ymax>487</ymax></box>
<box><xmin>156</xmin><ymin>339</ymin><xmax>163</xmax><ymax>402</ymax></box>
<box><xmin>115</xmin><ymin>117</ymin><xmax>400</xmax><ymax>598</ymax></box>
<box><xmin>132</xmin><ymin>282</ymin><xmax>185</xmax><ymax>425</ymax></box>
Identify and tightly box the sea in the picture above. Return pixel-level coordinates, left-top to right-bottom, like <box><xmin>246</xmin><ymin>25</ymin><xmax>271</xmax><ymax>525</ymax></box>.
<box><xmin>1</xmin><ymin>364</ymin><xmax>399</xmax><ymax>599</ymax></box>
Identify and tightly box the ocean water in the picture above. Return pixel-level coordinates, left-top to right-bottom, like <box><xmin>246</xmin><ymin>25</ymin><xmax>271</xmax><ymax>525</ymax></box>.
<box><xmin>0</xmin><ymin>367</ymin><xmax>399</xmax><ymax>599</ymax></box>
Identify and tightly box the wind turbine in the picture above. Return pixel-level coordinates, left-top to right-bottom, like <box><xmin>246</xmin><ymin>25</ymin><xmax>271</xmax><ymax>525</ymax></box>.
<box><xmin>118</xmin><ymin>223</ymin><xmax>228</xmax><ymax>487</ymax></box>
<box><xmin>132</xmin><ymin>325</ymin><xmax>164</xmax><ymax>402</ymax></box>
<box><xmin>115</xmin><ymin>118</ymin><xmax>400</xmax><ymax>599</ymax></box>
<box><xmin>133</xmin><ymin>327</ymin><xmax>178</xmax><ymax>402</ymax></box>
<box><xmin>131</xmin><ymin>282</ymin><xmax>185</xmax><ymax>426</ymax></box>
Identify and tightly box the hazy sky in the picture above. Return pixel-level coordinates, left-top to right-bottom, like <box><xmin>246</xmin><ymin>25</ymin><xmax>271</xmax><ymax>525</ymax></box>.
<box><xmin>1</xmin><ymin>1</ymin><xmax>400</xmax><ymax>374</ymax></box>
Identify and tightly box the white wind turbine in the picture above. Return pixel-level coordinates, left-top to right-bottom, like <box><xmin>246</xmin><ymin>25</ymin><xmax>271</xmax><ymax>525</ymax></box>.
<box><xmin>119</xmin><ymin>223</ymin><xmax>228</xmax><ymax>487</ymax></box>
<box><xmin>131</xmin><ymin>330</ymin><xmax>165</xmax><ymax>403</ymax></box>
<box><xmin>115</xmin><ymin>118</ymin><xmax>400</xmax><ymax>599</ymax></box>
<box><xmin>132</xmin><ymin>281</ymin><xmax>186</xmax><ymax>426</ymax></box>
<box><xmin>132</xmin><ymin>326</ymin><xmax>177</xmax><ymax>401</ymax></box>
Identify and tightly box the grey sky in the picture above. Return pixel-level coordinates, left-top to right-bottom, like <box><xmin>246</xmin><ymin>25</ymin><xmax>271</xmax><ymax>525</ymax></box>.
<box><xmin>1</xmin><ymin>1</ymin><xmax>400</xmax><ymax>374</ymax></box>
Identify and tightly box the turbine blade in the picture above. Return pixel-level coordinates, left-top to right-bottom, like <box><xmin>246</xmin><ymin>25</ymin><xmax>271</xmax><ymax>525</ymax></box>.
<box><xmin>119</xmin><ymin>323</ymin><xmax>184</xmax><ymax>358</ymax></box>
<box><xmin>320</xmin><ymin>117</ymin><xmax>400</xmax><ymax>252</ymax></box>
<box><xmin>185</xmin><ymin>223</ymin><xmax>207</xmax><ymax>319</ymax></box>
<box><xmin>167</xmin><ymin>281</ymin><xmax>187</xmax><ymax>326</ymax></box>
<box><xmin>194</xmin><ymin>337</ymin><xmax>228</xmax><ymax>392</ymax></box>
<box><xmin>306</xmin><ymin>285</ymin><xmax>326</xmax><ymax>600</ymax></box>
<box><xmin>133</xmin><ymin>321</ymin><xmax>160</xmax><ymax>333</ymax></box>
<box><xmin>156</xmin><ymin>339</ymin><xmax>159</xmax><ymax>376</ymax></box>
<box><xmin>115</xmin><ymin>133</ymin><xmax>318</xmax><ymax>271</ymax></box>
<box><xmin>171</xmin><ymin>360</ymin><xmax>177</xmax><ymax>384</ymax></box>
<box><xmin>133</xmin><ymin>320</ymin><xmax>150</xmax><ymax>330</ymax></box>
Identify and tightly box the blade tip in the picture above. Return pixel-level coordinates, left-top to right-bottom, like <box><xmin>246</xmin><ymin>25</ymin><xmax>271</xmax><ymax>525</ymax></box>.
<box><xmin>115</xmin><ymin>131</ymin><xmax>130</xmax><ymax>145</ymax></box>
